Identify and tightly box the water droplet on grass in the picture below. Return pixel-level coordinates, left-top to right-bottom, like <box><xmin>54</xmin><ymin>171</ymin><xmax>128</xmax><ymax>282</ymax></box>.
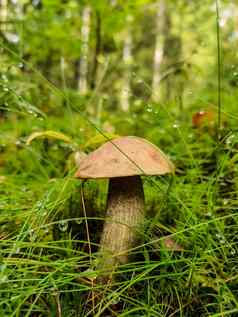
<box><xmin>76</xmin><ymin>218</ymin><xmax>83</xmax><ymax>224</ymax></box>
<box><xmin>29</xmin><ymin>229</ymin><xmax>37</xmax><ymax>241</ymax></box>
<box><xmin>146</xmin><ymin>105</ymin><xmax>153</xmax><ymax>113</ymax></box>
<box><xmin>223</xmin><ymin>199</ymin><xmax>229</xmax><ymax>205</ymax></box>
<box><xmin>226</xmin><ymin>134</ymin><xmax>235</xmax><ymax>145</ymax></box>
<box><xmin>231</xmin><ymin>249</ymin><xmax>236</xmax><ymax>255</ymax></box>
<box><xmin>58</xmin><ymin>220</ymin><xmax>68</xmax><ymax>232</ymax></box>
<box><xmin>36</xmin><ymin>201</ymin><xmax>44</xmax><ymax>209</ymax></box>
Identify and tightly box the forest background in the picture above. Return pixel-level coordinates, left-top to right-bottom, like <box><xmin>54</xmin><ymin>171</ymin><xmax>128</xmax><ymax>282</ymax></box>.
<box><xmin>1</xmin><ymin>0</ymin><xmax>238</xmax><ymax>316</ymax></box>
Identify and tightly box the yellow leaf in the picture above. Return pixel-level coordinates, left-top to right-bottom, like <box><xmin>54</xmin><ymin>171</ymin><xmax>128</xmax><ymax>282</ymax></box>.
<box><xmin>26</xmin><ymin>130</ymin><xmax>73</xmax><ymax>146</ymax></box>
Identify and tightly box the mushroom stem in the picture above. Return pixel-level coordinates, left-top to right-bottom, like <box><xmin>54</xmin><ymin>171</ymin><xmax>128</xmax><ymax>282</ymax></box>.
<box><xmin>98</xmin><ymin>176</ymin><xmax>144</xmax><ymax>280</ymax></box>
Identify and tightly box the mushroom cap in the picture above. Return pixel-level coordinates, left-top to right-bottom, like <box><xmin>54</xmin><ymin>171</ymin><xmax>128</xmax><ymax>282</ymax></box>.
<box><xmin>75</xmin><ymin>136</ymin><xmax>175</xmax><ymax>179</ymax></box>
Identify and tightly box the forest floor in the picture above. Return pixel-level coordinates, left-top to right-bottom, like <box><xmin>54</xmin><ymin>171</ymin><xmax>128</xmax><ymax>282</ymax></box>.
<box><xmin>1</xmin><ymin>92</ymin><xmax>238</xmax><ymax>317</ymax></box>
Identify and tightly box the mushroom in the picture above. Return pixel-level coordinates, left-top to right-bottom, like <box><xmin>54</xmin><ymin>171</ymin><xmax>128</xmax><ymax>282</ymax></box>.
<box><xmin>192</xmin><ymin>110</ymin><xmax>216</xmax><ymax>129</ymax></box>
<box><xmin>75</xmin><ymin>136</ymin><xmax>174</xmax><ymax>281</ymax></box>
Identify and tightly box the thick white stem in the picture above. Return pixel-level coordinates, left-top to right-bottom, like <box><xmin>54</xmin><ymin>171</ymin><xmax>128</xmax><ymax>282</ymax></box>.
<box><xmin>98</xmin><ymin>176</ymin><xmax>144</xmax><ymax>282</ymax></box>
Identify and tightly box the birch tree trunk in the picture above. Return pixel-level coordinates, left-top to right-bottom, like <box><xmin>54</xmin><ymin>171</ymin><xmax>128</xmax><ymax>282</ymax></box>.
<box><xmin>91</xmin><ymin>10</ymin><xmax>101</xmax><ymax>90</ymax></box>
<box><xmin>0</xmin><ymin>0</ymin><xmax>8</xmax><ymax>34</ymax></box>
<box><xmin>152</xmin><ymin>0</ymin><xmax>168</xmax><ymax>101</ymax></box>
<box><xmin>78</xmin><ymin>6</ymin><xmax>91</xmax><ymax>94</ymax></box>
<box><xmin>120</xmin><ymin>17</ymin><xmax>133</xmax><ymax>112</ymax></box>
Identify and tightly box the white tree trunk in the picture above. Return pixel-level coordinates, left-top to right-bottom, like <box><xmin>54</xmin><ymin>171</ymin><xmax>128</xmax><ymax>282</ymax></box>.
<box><xmin>120</xmin><ymin>18</ymin><xmax>133</xmax><ymax>112</ymax></box>
<box><xmin>78</xmin><ymin>6</ymin><xmax>91</xmax><ymax>94</ymax></box>
<box><xmin>1</xmin><ymin>0</ymin><xmax>8</xmax><ymax>33</ymax></box>
<box><xmin>152</xmin><ymin>0</ymin><xmax>166</xmax><ymax>101</ymax></box>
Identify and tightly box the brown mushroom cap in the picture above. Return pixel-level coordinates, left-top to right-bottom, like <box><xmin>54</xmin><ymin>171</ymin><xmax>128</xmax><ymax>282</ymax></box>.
<box><xmin>75</xmin><ymin>136</ymin><xmax>174</xmax><ymax>179</ymax></box>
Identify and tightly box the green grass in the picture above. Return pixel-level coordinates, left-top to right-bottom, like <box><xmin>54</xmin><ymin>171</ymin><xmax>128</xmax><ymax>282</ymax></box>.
<box><xmin>1</xmin><ymin>92</ymin><xmax>238</xmax><ymax>316</ymax></box>
<box><xmin>1</xmin><ymin>8</ymin><xmax>238</xmax><ymax>315</ymax></box>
